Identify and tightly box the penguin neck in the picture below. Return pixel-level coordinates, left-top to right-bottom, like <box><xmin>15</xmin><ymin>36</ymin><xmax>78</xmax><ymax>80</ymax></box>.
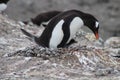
<box><xmin>68</xmin><ymin>10</ymin><xmax>93</xmax><ymax>28</ymax></box>
<box><xmin>76</xmin><ymin>11</ymin><xmax>93</xmax><ymax>28</ymax></box>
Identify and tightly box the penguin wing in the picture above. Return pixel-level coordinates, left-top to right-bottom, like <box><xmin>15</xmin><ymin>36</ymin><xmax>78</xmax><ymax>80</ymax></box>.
<box><xmin>21</xmin><ymin>28</ymin><xmax>36</xmax><ymax>42</ymax></box>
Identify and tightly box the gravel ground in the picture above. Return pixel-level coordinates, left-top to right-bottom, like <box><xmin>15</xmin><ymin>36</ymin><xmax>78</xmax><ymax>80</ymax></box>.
<box><xmin>0</xmin><ymin>14</ymin><xmax>120</xmax><ymax>80</ymax></box>
<box><xmin>0</xmin><ymin>0</ymin><xmax>120</xmax><ymax>79</ymax></box>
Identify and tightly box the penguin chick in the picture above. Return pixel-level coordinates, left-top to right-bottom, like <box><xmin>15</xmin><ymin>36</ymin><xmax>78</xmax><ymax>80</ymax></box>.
<box><xmin>21</xmin><ymin>10</ymin><xmax>100</xmax><ymax>49</ymax></box>
<box><xmin>23</xmin><ymin>10</ymin><xmax>62</xmax><ymax>27</ymax></box>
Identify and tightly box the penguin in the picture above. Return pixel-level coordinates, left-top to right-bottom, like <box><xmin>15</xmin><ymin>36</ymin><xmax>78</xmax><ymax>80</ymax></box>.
<box><xmin>23</xmin><ymin>10</ymin><xmax>62</xmax><ymax>27</ymax></box>
<box><xmin>21</xmin><ymin>10</ymin><xmax>99</xmax><ymax>49</ymax></box>
<box><xmin>0</xmin><ymin>0</ymin><xmax>9</xmax><ymax>13</ymax></box>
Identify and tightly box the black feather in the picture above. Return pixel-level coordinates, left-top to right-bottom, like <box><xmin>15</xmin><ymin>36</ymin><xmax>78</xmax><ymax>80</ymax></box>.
<box><xmin>0</xmin><ymin>0</ymin><xmax>9</xmax><ymax>4</ymax></box>
<box><xmin>21</xmin><ymin>28</ymin><xmax>36</xmax><ymax>41</ymax></box>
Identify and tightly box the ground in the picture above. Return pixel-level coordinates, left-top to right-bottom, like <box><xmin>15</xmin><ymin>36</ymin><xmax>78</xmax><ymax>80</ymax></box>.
<box><xmin>0</xmin><ymin>0</ymin><xmax>120</xmax><ymax>79</ymax></box>
<box><xmin>0</xmin><ymin>14</ymin><xmax>120</xmax><ymax>80</ymax></box>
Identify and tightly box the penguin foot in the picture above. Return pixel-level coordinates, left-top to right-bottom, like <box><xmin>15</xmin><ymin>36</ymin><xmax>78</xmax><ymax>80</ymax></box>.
<box><xmin>64</xmin><ymin>39</ymin><xmax>77</xmax><ymax>48</ymax></box>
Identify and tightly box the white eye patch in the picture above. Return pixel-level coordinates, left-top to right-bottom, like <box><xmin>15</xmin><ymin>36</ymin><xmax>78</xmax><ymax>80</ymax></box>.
<box><xmin>95</xmin><ymin>21</ymin><xmax>99</xmax><ymax>28</ymax></box>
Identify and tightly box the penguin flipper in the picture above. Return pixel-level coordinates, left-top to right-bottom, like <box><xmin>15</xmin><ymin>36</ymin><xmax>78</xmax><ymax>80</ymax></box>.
<box><xmin>21</xmin><ymin>28</ymin><xmax>36</xmax><ymax>42</ymax></box>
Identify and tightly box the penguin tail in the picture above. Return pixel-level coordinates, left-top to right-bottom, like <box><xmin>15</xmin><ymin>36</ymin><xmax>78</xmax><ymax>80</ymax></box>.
<box><xmin>21</xmin><ymin>28</ymin><xmax>36</xmax><ymax>42</ymax></box>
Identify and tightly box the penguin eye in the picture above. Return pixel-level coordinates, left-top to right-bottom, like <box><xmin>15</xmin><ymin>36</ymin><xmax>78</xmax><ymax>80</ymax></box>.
<box><xmin>95</xmin><ymin>21</ymin><xmax>99</xmax><ymax>28</ymax></box>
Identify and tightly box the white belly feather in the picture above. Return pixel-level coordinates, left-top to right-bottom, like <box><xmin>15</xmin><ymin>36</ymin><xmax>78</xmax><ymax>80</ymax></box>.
<box><xmin>49</xmin><ymin>17</ymin><xmax>83</xmax><ymax>48</ymax></box>
<box><xmin>49</xmin><ymin>20</ymin><xmax>64</xmax><ymax>48</ymax></box>
<box><xmin>67</xmin><ymin>17</ymin><xmax>84</xmax><ymax>43</ymax></box>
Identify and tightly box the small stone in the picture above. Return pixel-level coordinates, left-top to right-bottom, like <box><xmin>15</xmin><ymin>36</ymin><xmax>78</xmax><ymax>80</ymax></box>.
<box><xmin>104</xmin><ymin>37</ymin><xmax>120</xmax><ymax>48</ymax></box>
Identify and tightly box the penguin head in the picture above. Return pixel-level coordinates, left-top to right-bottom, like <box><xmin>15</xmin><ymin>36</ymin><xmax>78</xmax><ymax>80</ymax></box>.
<box><xmin>83</xmin><ymin>14</ymin><xmax>99</xmax><ymax>39</ymax></box>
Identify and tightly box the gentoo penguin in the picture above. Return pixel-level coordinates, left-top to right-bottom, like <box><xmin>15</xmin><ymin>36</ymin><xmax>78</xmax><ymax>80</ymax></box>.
<box><xmin>21</xmin><ymin>10</ymin><xmax>99</xmax><ymax>49</ymax></box>
<box><xmin>0</xmin><ymin>0</ymin><xmax>9</xmax><ymax>13</ymax></box>
<box><xmin>23</xmin><ymin>10</ymin><xmax>61</xmax><ymax>27</ymax></box>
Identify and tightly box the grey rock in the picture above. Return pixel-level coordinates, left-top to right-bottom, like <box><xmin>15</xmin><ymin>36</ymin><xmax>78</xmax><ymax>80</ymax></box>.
<box><xmin>104</xmin><ymin>37</ymin><xmax>120</xmax><ymax>48</ymax></box>
<box><xmin>104</xmin><ymin>37</ymin><xmax>120</xmax><ymax>58</ymax></box>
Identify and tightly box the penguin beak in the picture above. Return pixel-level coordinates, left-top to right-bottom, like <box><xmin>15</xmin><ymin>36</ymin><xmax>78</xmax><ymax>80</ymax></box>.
<box><xmin>94</xmin><ymin>32</ymin><xmax>99</xmax><ymax>39</ymax></box>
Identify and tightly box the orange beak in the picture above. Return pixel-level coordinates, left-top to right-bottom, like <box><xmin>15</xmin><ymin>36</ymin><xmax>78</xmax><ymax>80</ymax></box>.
<box><xmin>95</xmin><ymin>32</ymin><xmax>99</xmax><ymax>39</ymax></box>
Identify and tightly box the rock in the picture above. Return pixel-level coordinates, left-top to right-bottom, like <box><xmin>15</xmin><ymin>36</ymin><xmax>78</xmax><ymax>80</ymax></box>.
<box><xmin>104</xmin><ymin>37</ymin><xmax>120</xmax><ymax>48</ymax></box>
<box><xmin>104</xmin><ymin>37</ymin><xmax>120</xmax><ymax>58</ymax></box>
